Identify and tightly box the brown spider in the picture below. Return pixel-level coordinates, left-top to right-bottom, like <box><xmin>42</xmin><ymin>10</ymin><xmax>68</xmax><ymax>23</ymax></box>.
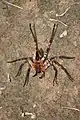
<box><xmin>7</xmin><ymin>23</ymin><xmax>75</xmax><ymax>87</ymax></box>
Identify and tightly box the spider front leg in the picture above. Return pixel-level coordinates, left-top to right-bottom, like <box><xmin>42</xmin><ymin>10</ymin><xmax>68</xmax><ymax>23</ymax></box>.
<box><xmin>43</xmin><ymin>24</ymin><xmax>58</xmax><ymax>61</ymax></box>
<box><xmin>29</xmin><ymin>23</ymin><xmax>41</xmax><ymax>61</ymax></box>
<box><xmin>53</xmin><ymin>60</ymin><xmax>74</xmax><ymax>82</ymax></box>
<box><xmin>38</xmin><ymin>48</ymin><xmax>44</xmax><ymax>58</ymax></box>
<box><xmin>23</xmin><ymin>66</ymin><xmax>31</xmax><ymax>87</ymax></box>
<box><xmin>29</xmin><ymin>23</ymin><xmax>38</xmax><ymax>51</ymax></box>
<box><xmin>29</xmin><ymin>23</ymin><xmax>45</xmax><ymax>61</ymax></box>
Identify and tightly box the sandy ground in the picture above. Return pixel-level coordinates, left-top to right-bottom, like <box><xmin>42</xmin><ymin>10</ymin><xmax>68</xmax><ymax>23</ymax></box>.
<box><xmin>0</xmin><ymin>0</ymin><xmax>80</xmax><ymax>120</ymax></box>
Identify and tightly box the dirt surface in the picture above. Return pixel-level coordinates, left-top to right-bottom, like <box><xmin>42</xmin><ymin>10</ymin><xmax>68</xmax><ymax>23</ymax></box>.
<box><xmin>0</xmin><ymin>0</ymin><xmax>80</xmax><ymax>120</ymax></box>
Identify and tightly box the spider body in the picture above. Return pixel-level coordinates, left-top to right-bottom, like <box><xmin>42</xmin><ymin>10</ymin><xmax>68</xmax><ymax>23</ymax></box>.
<box><xmin>28</xmin><ymin>51</ymin><xmax>50</xmax><ymax>76</ymax></box>
<box><xmin>7</xmin><ymin>23</ymin><xmax>75</xmax><ymax>87</ymax></box>
<box><xmin>32</xmin><ymin>60</ymin><xmax>45</xmax><ymax>73</ymax></box>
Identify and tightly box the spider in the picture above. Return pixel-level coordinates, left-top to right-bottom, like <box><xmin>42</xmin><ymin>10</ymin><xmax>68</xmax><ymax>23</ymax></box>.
<box><xmin>7</xmin><ymin>23</ymin><xmax>75</xmax><ymax>87</ymax></box>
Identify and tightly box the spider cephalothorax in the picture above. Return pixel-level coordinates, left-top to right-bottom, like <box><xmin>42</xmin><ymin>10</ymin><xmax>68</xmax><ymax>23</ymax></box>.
<box><xmin>7</xmin><ymin>23</ymin><xmax>75</xmax><ymax>87</ymax></box>
<box><xmin>32</xmin><ymin>59</ymin><xmax>45</xmax><ymax>73</ymax></box>
<box><xmin>28</xmin><ymin>50</ymin><xmax>50</xmax><ymax>79</ymax></box>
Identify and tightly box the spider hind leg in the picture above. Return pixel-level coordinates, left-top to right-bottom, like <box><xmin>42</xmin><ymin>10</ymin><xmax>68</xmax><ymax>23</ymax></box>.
<box><xmin>53</xmin><ymin>60</ymin><xmax>74</xmax><ymax>82</ymax></box>
<box><xmin>15</xmin><ymin>61</ymin><xmax>27</xmax><ymax>77</ymax></box>
<box><xmin>51</xmin><ymin>63</ymin><xmax>58</xmax><ymax>86</ymax></box>
<box><xmin>23</xmin><ymin>67</ymin><xmax>31</xmax><ymax>87</ymax></box>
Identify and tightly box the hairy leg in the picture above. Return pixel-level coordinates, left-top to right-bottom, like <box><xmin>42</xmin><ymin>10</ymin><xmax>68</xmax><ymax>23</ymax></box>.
<box><xmin>44</xmin><ymin>24</ymin><xmax>58</xmax><ymax>61</ymax></box>
<box><xmin>23</xmin><ymin>67</ymin><xmax>31</xmax><ymax>87</ymax></box>
<box><xmin>58</xmin><ymin>56</ymin><xmax>75</xmax><ymax>59</ymax></box>
<box><xmin>51</xmin><ymin>63</ymin><xmax>58</xmax><ymax>86</ymax></box>
<box><xmin>39</xmin><ymin>48</ymin><xmax>44</xmax><ymax>58</ymax></box>
<box><xmin>15</xmin><ymin>61</ymin><xmax>27</xmax><ymax>77</ymax></box>
<box><xmin>50</xmin><ymin>56</ymin><xmax>75</xmax><ymax>60</ymax></box>
<box><xmin>7</xmin><ymin>57</ymin><xmax>27</xmax><ymax>63</ymax></box>
<box><xmin>29</xmin><ymin>23</ymin><xmax>38</xmax><ymax>51</ymax></box>
<box><xmin>29</xmin><ymin>23</ymin><xmax>40</xmax><ymax>60</ymax></box>
<box><xmin>33</xmin><ymin>71</ymin><xmax>37</xmax><ymax>77</ymax></box>
<box><xmin>53</xmin><ymin>60</ymin><xmax>74</xmax><ymax>82</ymax></box>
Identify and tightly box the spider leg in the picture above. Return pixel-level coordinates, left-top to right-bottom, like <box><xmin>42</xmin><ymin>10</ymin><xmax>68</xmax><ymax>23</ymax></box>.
<box><xmin>53</xmin><ymin>60</ymin><xmax>74</xmax><ymax>82</ymax></box>
<box><xmin>51</xmin><ymin>63</ymin><xmax>58</xmax><ymax>86</ymax></box>
<box><xmin>29</xmin><ymin>23</ymin><xmax>38</xmax><ymax>52</ymax></box>
<box><xmin>43</xmin><ymin>24</ymin><xmax>58</xmax><ymax>61</ymax></box>
<box><xmin>39</xmin><ymin>48</ymin><xmax>44</xmax><ymax>58</ymax></box>
<box><xmin>23</xmin><ymin>67</ymin><xmax>31</xmax><ymax>87</ymax></box>
<box><xmin>39</xmin><ymin>72</ymin><xmax>45</xmax><ymax>79</ymax></box>
<box><xmin>29</xmin><ymin>23</ymin><xmax>40</xmax><ymax>60</ymax></box>
<box><xmin>50</xmin><ymin>56</ymin><xmax>75</xmax><ymax>60</ymax></box>
<box><xmin>33</xmin><ymin>71</ymin><xmax>37</xmax><ymax>77</ymax></box>
<box><xmin>58</xmin><ymin>56</ymin><xmax>75</xmax><ymax>59</ymax></box>
<box><xmin>15</xmin><ymin>61</ymin><xmax>27</xmax><ymax>77</ymax></box>
<box><xmin>7</xmin><ymin>57</ymin><xmax>27</xmax><ymax>63</ymax></box>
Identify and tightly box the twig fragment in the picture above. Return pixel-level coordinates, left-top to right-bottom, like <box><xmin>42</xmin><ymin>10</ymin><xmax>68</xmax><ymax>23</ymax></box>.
<box><xmin>49</xmin><ymin>18</ymin><xmax>67</xmax><ymax>27</ymax></box>
<box><xmin>2</xmin><ymin>0</ymin><xmax>23</xmax><ymax>9</ymax></box>
<box><xmin>56</xmin><ymin>7</ymin><xmax>70</xmax><ymax>17</ymax></box>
